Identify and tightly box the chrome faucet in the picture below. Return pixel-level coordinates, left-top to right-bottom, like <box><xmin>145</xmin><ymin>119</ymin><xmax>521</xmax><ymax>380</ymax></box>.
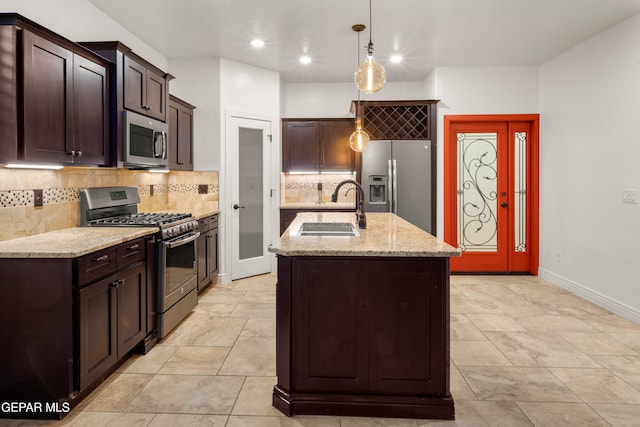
<box><xmin>331</xmin><ymin>180</ymin><xmax>366</xmax><ymax>229</ymax></box>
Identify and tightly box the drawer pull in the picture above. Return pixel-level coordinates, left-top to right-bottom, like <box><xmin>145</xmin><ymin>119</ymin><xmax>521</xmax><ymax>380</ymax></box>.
<box><xmin>127</xmin><ymin>244</ymin><xmax>140</xmax><ymax>251</ymax></box>
<box><xmin>110</xmin><ymin>279</ymin><xmax>125</xmax><ymax>288</ymax></box>
<box><xmin>92</xmin><ymin>254</ymin><xmax>110</xmax><ymax>262</ymax></box>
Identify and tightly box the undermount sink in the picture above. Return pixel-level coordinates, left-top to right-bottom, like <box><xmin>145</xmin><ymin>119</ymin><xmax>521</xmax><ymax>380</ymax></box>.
<box><xmin>298</xmin><ymin>222</ymin><xmax>359</xmax><ymax>237</ymax></box>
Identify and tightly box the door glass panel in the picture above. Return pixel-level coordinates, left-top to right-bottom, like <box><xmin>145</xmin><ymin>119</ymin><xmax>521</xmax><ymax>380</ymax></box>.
<box><xmin>239</xmin><ymin>127</ymin><xmax>263</xmax><ymax>260</ymax></box>
<box><xmin>514</xmin><ymin>131</ymin><xmax>527</xmax><ymax>252</ymax></box>
<box><xmin>456</xmin><ymin>132</ymin><xmax>498</xmax><ymax>252</ymax></box>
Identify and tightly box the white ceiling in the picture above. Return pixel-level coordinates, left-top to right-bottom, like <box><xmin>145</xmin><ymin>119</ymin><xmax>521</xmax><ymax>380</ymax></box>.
<box><xmin>89</xmin><ymin>0</ymin><xmax>640</xmax><ymax>83</ymax></box>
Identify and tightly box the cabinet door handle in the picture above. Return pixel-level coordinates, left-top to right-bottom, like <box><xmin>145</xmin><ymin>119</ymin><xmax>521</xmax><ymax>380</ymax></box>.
<box><xmin>93</xmin><ymin>254</ymin><xmax>110</xmax><ymax>262</ymax></box>
<box><xmin>127</xmin><ymin>244</ymin><xmax>140</xmax><ymax>251</ymax></box>
<box><xmin>76</xmin><ymin>151</ymin><xmax>82</xmax><ymax>157</ymax></box>
<box><xmin>111</xmin><ymin>279</ymin><xmax>125</xmax><ymax>288</ymax></box>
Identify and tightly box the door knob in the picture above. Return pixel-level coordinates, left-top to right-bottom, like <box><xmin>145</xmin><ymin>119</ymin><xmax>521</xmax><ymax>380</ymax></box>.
<box><xmin>233</xmin><ymin>204</ymin><xmax>245</xmax><ymax>210</ymax></box>
<box><xmin>501</xmin><ymin>202</ymin><xmax>508</xmax><ymax>208</ymax></box>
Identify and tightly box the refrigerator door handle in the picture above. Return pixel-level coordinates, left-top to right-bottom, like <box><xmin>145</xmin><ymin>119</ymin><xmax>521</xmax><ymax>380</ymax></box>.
<box><xmin>392</xmin><ymin>159</ymin><xmax>398</xmax><ymax>214</ymax></box>
<box><xmin>388</xmin><ymin>159</ymin><xmax>393</xmax><ymax>212</ymax></box>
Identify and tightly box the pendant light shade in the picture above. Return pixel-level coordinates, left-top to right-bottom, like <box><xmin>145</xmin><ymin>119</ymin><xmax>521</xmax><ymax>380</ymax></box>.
<box><xmin>354</xmin><ymin>0</ymin><xmax>385</xmax><ymax>94</ymax></box>
<box><xmin>349</xmin><ymin>118</ymin><xmax>371</xmax><ymax>152</ymax></box>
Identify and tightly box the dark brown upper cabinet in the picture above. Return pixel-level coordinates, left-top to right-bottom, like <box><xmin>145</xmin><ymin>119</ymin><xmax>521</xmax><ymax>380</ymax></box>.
<box><xmin>168</xmin><ymin>95</ymin><xmax>195</xmax><ymax>171</ymax></box>
<box><xmin>282</xmin><ymin>118</ymin><xmax>357</xmax><ymax>173</ymax></box>
<box><xmin>79</xmin><ymin>41</ymin><xmax>174</xmax><ymax>167</ymax></box>
<box><xmin>123</xmin><ymin>56</ymin><xmax>167</xmax><ymax>121</ymax></box>
<box><xmin>0</xmin><ymin>14</ymin><xmax>110</xmax><ymax>166</ymax></box>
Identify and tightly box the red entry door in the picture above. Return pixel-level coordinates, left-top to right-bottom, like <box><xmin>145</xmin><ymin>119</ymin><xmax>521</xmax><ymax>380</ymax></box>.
<box><xmin>444</xmin><ymin>115</ymin><xmax>539</xmax><ymax>274</ymax></box>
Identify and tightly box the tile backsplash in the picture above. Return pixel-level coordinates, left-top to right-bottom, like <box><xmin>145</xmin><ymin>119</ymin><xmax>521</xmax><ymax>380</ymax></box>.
<box><xmin>0</xmin><ymin>168</ymin><xmax>218</xmax><ymax>243</ymax></box>
<box><xmin>281</xmin><ymin>173</ymin><xmax>357</xmax><ymax>204</ymax></box>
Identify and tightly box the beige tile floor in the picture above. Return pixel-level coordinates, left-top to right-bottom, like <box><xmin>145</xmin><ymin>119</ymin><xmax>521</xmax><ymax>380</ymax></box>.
<box><xmin>4</xmin><ymin>274</ymin><xmax>640</xmax><ymax>426</ymax></box>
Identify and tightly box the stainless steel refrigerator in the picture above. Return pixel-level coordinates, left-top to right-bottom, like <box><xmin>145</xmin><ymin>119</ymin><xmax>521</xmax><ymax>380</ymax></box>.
<box><xmin>361</xmin><ymin>140</ymin><xmax>432</xmax><ymax>233</ymax></box>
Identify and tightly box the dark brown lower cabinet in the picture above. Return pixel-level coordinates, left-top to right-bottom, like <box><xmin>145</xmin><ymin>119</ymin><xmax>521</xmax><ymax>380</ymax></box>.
<box><xmin>274</xmin><ymin>256</ymin><xmax>454</xmax><ymax>419</ymax></box>
<box><xmin>197</xmin><ymin>214</ymin><xmax>219</xmax><ymax>293</ymax></box>
<box><xmin>78</xmin><ymin>261</ymin><xmax>146</xmax><ymax>390</ymax></box>
<box><xmin>0</xmin><ymin>237</ymin><xmax>150</xmax><ymax>419</ymax></box>
<box><xmin>78</xmin><ymin>274</ymin><xmax>117</xmax><ymax>390</ymax></box>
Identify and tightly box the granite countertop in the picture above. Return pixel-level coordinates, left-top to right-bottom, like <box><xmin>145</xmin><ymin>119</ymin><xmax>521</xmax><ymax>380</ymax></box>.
<box><xmin>280</xmin><ymin>202</ymin><xmax>356</xmax><ymax>210</ymax></box>
<box><xmin>159</xmin><ymin>209</ymin><xmax>220</xmax><ymax>220</ymax></box>
<box><xmin>0</xmin><ymin>209</ymin><xmax>220</xmax><ymax>259</ymax></box>
<box><xmin>0</xmin><ymin>227</ymin><xmax>158</xmax><ymax>259</ymax></box>
<box><xmin>269</xmin><ymin>212</ymin><xmax>461</xmax><ymax>257</ymax></box>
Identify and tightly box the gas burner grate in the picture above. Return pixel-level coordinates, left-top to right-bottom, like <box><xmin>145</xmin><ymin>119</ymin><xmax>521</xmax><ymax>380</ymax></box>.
<box><xmin>90</xmin><ymin>212</ymin><xmax>191</xmax><ymax>226</ymax></box>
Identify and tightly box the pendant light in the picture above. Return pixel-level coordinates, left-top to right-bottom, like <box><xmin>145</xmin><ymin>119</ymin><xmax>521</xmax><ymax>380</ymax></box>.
<box><xmin>350</xmin><ymin>24</ymin><xmax>371</xmax><ymax>152</ymax></box>
<box><xmin>354</xmin><ymin>0</ymin><xmax>386</xmax><ymax>94</ymax></box>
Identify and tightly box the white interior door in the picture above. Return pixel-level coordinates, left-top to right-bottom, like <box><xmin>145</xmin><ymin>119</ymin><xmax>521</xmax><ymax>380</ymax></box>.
<box><xmin>229</xmin><ymin>116</ymin><xmax>272</xmax><ymax>280</ymax></box>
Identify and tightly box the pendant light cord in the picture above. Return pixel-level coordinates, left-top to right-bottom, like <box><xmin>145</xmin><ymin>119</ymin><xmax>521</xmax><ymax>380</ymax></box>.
<box><xmin>369</xmin><ymin>0</ymin><xmax>373</xmax><ymax>45</ymax></box>
<box><xmin>356</xmin><ymin>29</ymin><xmax>361</xmax><ymax>124</ymax></box>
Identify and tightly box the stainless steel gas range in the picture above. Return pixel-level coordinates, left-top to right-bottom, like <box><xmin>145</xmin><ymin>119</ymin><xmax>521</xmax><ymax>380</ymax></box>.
<box><xmin>80</xmin><ymin>186</ymin><xmax>199</xmax><ymax>339</ymax></box>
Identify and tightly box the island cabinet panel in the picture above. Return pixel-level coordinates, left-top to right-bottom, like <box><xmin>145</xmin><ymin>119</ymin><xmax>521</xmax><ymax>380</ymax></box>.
<box><xmin>293</xmin><ymin>259</ymin><xmax>369</xmax><ymax>392</ymax></box>
<box><xmin>274</xmin><ymin>255</ymin><xmax>454</xmax><ymax>419</ymax></box>
<box><xmin>368</xmin><ymin>260</ymin><xmax>448</xmax><ymax>395</ymax></box>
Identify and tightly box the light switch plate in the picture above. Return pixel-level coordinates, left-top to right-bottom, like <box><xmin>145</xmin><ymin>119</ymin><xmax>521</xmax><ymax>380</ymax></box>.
<box><xmin>33</xmin><ymin>189</ymin><xmax>43</xmax><ymax>207</ymax></box>
<box><xmin>622</xmin><ymin>189</ymin><xmax>638</xmax><ymax>204</ymax></box>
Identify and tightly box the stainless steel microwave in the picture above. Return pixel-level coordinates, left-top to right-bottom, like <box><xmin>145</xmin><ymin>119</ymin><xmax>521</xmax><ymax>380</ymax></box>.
<box><xmin>123</xmin><ymin>110</ymin><xmax>168</xmax><ymax>168</ymax></box>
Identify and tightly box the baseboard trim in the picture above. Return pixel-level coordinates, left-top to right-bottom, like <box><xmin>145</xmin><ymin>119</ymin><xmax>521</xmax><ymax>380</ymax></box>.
<box><xmin>538</xmin><ymin>268</ymin><xmax>640</xmax><ymax>324</ymax></box>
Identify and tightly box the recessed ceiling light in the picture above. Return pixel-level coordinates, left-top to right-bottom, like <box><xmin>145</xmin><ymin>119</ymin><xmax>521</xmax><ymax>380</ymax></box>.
<box><xmin>299</xmin><ymin>56</ymin><xmax>312</xmax><ymax>64</ymax></box>
<box><xmin>250</xmin><ymin>39</ymin><xmax>265</xmax><ymax>48</ymax></box>
<box><xmin>390</xmin><ymin>54</ymin><xmax>403</xmax><ymax>63</ymax></box>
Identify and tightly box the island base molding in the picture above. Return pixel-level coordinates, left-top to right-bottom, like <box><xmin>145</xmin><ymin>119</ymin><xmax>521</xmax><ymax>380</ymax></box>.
<box><xmin>273</xmin><ymin>385</ymin><xmax>455</xmax><ymax>419</ymax></box>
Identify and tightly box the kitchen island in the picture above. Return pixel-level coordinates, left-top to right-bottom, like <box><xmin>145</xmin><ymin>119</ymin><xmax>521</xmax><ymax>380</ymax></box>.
<box><xmin>269</xmin><ymin>212</ymin><xmax>460</xmax><ymax>419</ymax></box>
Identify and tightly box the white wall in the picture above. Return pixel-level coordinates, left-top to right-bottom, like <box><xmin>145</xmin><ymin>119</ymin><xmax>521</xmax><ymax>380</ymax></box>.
<box><xmin>539</xmin><ymin>14</ymin><xmax>640</xmax><ymax>322</ymax></box>
<box><xmin>169</xmin><ymin>58</ymin><xmax>221</xmax><ymax>171</ymax></box>
<box><xmin>1</xmin><ymin>0</ymin><xmax>167</xmax><ymax>69</ymax></box>
<box><xmin>282</xmin><ymin>81</ymin><xmax>428</xmax><ymax>118</ymax></box>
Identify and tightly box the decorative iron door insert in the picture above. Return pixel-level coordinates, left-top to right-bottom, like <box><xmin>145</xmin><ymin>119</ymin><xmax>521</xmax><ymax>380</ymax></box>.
<box><xmin>444</xmin><ymin>116</ymin><xmax>538</xmax><ymax>274</ymax></box>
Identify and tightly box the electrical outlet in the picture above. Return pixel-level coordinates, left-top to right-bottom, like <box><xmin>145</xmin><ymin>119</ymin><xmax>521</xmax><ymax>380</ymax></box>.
<box><xmin>555</xmin><ymin>250</ymin><xmax>562</xmax><ymax>263</ymax></box>
<box><xmin>198</xmin><ymin>184</ymin><xmax>209</xmax><ymax>194</ymax></box>
<box><xmin>33</xmin><ymin>189</ymin><xmax>43</xmax><ymax>207</ymax></box>
<box><xmin>622</xmin><ymin>189</ymin><xmax>638</xmax><ymax>204</ymax></box>
<box><xmin>150</xmin><ymin>184</ymin><xmax>154</xmax><ymax>196</ymax></box>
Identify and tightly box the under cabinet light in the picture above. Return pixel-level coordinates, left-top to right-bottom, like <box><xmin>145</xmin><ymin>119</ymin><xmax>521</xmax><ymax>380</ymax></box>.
<box><xmin>320</xmin><ymin>170</ymin><xmax>355</xmax><ymax>175</ymax></box>
<box><xmin>4</xmin><ymin>163</ymin><xmax>64</xmax><ymax>170</ymax></box>
<box><xmin>148</xmin><ymin>169</ymin><xmax>170</xmax><ymax>173</ymax></box>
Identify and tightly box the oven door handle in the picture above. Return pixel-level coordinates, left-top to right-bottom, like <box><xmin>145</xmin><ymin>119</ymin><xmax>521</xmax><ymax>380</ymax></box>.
<box><xmin>165</xmin><ymin>231</ymin><xmax>200</xmax><ymax>248</ymax></box>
